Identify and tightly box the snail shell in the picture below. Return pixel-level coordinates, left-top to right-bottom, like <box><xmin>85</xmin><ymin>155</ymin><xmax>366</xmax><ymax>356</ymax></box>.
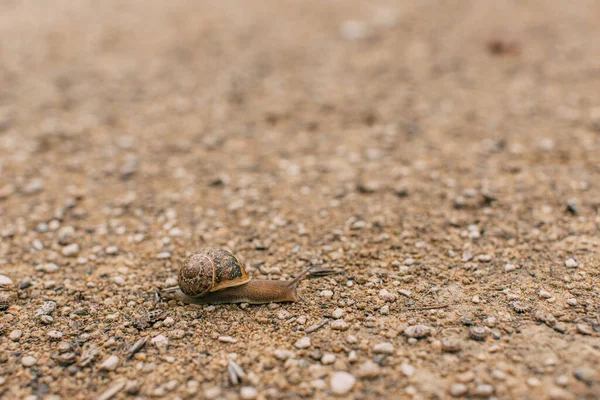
<box><xmin>178</xmin><ymin>248</ymin><xmax>250</xmax><ymax>297</ymax></box>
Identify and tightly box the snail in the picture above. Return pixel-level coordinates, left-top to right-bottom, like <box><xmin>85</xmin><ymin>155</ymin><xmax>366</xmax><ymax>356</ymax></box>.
<box><xmin>159</xmin><ymin>248</ymin><xmax>318</xmax><ymax>305</ymax></box>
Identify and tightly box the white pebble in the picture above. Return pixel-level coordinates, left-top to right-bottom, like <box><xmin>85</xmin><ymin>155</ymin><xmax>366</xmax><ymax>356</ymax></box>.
<box><xmin>330</xmin><ymin>371</ymin><xmax>356</xmax><ymax>395</ymax></box>
<box><xmin>151</xmin><ymin>334</ymin><xmax>169</xmax><ymax>349</ymax></box>
<box><xmin>218</xmin><ymin>336</ymin><xmax>237</xmax><ymax>344</ymax></box>
<box><xmin>46</xmin><ymin>330</ymin><xmax>63</xmax><ymax>340</ymax></box>
<box><xmin>527</xmin><ymin>377</ymin><xmax>541</xmax><ymax>387</ymax></box>
<box><xmin>156</xmin><ymin>251</ymin><xmax>171</xmax><ymax>259</ymax></box>
<box><xmin>473</xmin><ymin>384</ymin><xmax>494</xmax><ymax>397</ymax></box>
<box><xmin>43</xmin><ymin>263</ymin><xmax>59</xmax><ymax>273</ymax></box>
<box><xmin>113</xmin><ymin>276</ymin><xmax>125</xmax><ymax>285</ymax></box>
<box><xmin>372</xmin><ymin>342</ymin><xmax>394</xmax><ymax>355</ymax></box>
<box><xmin>332</xmin><ymin>308</ymin><xmax>344</xmax><ymax>319</ymax></box>
<box><xmin>22</xmin><ymin>356</ymin><xmax>37</xmax><ymax>367</ymax></box>
<box><xmin>9</xmin><ymin>330</ymin><xmax>22</xmax><ymax>341</ymax></box>
<box><xmin>320</xmin><ymin>290</ymin><xmax>334</xmax><ymax>298</ymax></box>
<box><xmin>404</xmin><ymin>324</ymin><xmax>432</xmax><ymax>339</ymax></box>
<box><xmin>0</xmin><ymin>274</ymin><xmax>14</xmax><ymax>287</ymax></box>
<box><xmin>105</xmin><ymin>246</ymin><xmax>119</xmax><ymax>255</ymax></box>
<box><xmin>321</xmin><ymin>353</ymin><xmax>336</xmax><ymax>365</ymax></box>
<box><xmin>61</xmin><ymin>243</ymin><xmax>80</xmax><ymax>257</ymax></box>
<box><xmin>449</xmin><ymin>383</ymin><xmax>468</xmax><ymax>397</ymax></box>
<box><xmin>274</xmin><ymin>349</ymin><xmax>294</xmax><ymax>360</ymax></box>
<box><xmin>400</xmin><ymin>363</ymin><xmax>416</xmax><ymax>376</ymax></box>
<box><xmin>100</xmin><ymin>355</ymin><xmax>120</xmax><ymax>371</ymax></box>
<box><xmin>565</xmin><ymin>258</ymin><xmax>578</xmax><ymax>268</ymax></box>
<box><xmin>240</xmin><ymin>386</ymin><xmax>257</xmax><ymax>400</ymax></box>
<box><xmin>504</xmin><ymin>264</ymin><xmax>517</xmax><ymax>272</ymax></box>
<box><xmin>294</xmin><ymin>336</ymin><xmax>311</xmax><ymax>349</ymax></box>
<box><xmin>378</xmin><ymin>289</ymin><xmax>396</xmax><ymax>302</ymax></box>
<box><xmin>348</xmin><ymin>350</ymin><xmax>358</xmax><ymax>363</ymax></box>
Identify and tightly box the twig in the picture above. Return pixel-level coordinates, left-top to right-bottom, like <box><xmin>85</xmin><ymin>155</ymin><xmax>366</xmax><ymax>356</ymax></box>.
<box><xmin>308</xmin><ymin>268</ymin><xmax>343</xmax><ymax>277</ymax></box>
<box><xmin>126</xmin><ymin>337</ymin><xmax>148</xmax><ymax>360</ymax></box>
<box><xmin>305</xmin><ymin>318</ymin><xmax>329</xmax><ymax>333</ymax></box>
<box><xmin>95</xmin><ymin>379</ymin><xmax>126</xmax><ymax>400</ymax></box>
<box><xmin>399</xmin><ymin>304</ymin><xmax>450</xmax><ymax>311</ymax></box>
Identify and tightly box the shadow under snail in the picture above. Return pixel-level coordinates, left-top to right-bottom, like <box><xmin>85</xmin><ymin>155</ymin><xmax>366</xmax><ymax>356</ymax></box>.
<box><xmin>159</xmin><ymin>247</ymin><xmax>329</xmax><ymax>305</ymax></box>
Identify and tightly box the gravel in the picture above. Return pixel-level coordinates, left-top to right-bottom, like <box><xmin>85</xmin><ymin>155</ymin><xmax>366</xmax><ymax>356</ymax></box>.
<box><xmin>0</xmin><ymin>2</ymin><xmax>598</xmax><ymax>400</ymax></box>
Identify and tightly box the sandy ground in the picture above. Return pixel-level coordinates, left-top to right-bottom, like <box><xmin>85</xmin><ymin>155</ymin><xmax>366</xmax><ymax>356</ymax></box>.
<box><xmin>0</xmin><ymin>1</ymin><xmax>599</xmax><ymax>399</ymax></box>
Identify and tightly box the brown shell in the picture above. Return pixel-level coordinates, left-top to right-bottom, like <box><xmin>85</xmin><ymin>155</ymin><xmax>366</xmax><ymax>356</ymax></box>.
<box><xmin>177</xmin><ymin>248</ymin><xmax>251</xmax><ymax>297</ymax></box>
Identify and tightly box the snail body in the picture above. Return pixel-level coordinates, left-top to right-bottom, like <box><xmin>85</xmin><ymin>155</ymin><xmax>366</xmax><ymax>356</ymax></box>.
<box><xmin>163</xmin><ymin>248</ymin><xmax>311</xmax><ymax>305</ymax></box>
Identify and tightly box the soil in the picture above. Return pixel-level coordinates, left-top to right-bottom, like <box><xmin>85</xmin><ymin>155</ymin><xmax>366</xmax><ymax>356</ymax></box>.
<box><xmin>0</xmin><ymin>1</ymin><xmax>599</xmax><ymax>399</ymax></box>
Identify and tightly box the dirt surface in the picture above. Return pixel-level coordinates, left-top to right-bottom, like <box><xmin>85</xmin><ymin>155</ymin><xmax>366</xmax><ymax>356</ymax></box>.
<box><xmin>1</xmin><ymin>1</ymin><xmax>600</xmax><ymax>399</ymax></box>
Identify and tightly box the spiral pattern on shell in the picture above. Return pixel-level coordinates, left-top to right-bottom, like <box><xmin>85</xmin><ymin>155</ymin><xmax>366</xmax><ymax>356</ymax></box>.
<box><xmin>177</xmin><ymin>248</ymin><xmax>250</xmax><ymax>297</ymax></box>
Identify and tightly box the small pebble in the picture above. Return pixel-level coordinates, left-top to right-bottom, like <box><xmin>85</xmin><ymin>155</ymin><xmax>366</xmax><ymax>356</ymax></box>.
<box><xmin>566</xmin><ymin>298</ymin><xmax>577</xmax><ymax>306</ymax></box>
<box><xmin>46</xmin><ymin>330</ymin><xmax>63</xmax><ymax>340</ymax></box>
<box><xmin>549</xmin><ymin>387</ymin><xmax>575</xmax><ymax>400</ymax></box>
<box><xmin>442</xmin><ymin>338</ymin><xmax>462</xmax><ymax>353</ymax></box>
<box><xmin>576</xmin><ymin>323</ymin><xmax>593</xmax><ymax>335</ymax></box>
<box><xmin>240</xmin><ymin>386</ymin><xmax>258</xmax><ymax>400</ymax></box>
<box><xmin>43</xmin><ymin>263</ymin><xmax>60</xmax><ymax>273</ymax></box>
<box><xmin>125</xmin><ymin>380</ymin><xmax>140</xmax><ymax>395</ymax></box>
<box><xmin>527</xmin><ymin>377</ymin><xmax>542</xmax><ymax>387</ymax></box>
<box><xmin>105</xmin><ymin>246</ymin><xmax>119</xmax><ymax>255</ymax></box>
<box><xmin>330</xmin><ymin>371</ymin><xmax>356</xmax><ymax>395</ymax></box>
<box><xmin>457</xmin><ymin>371</ymin><xmax>475</xmax><ymax>383</ymax></box>
<box><xmin>330</xmin><ymin>320</ymin><xmax>350</xmax><ymax>331</ymax></box>
<box><xmin>472</xmin><ymin>384</ymin><xmax>494</xmax><ymax>397</ymax></box>
<box><xmin>357</xmin><ymin>360</ymin><xmax>380</xmax><ymax>378</ymax></box>
<box><xmin>274</xmin><ymin>349</ymin><xmax>294</xmax><ymax>361</ymax></box>
<box><xmin>400</xmin><ymin>363</ymin><xmax>415</xmax><ymax>377</ymax></box>
<box><xmin>573</xmin><ymin>367</ymin><xmax>596</xmax><ymax>385</ymax></box>
<box><xmin>348</xmin><ymin>350</ymin><xmax>358</xmax><ymax>363</ymax></box>
<box><xmin>294</xmin><ymin>336</ymin><xmax>311</xmax><ymax>349</ymax></box>
<box><xmin>555</xmin><ymin>375</ymin><xmax>569</xmax><ymax>387</ymax></box>
<box><xmin>564</xmin><ymin>258</ymin><xmax>578</xmax><ymax>268</ymax></box>
<box><xmin>204</xmin><ymin>387</ymin><xmax>221</xmax><ymax>399</ymax></box>
<box><xmin>9</xmin><ymin>330</ymin><xmax>22</xmax><ymax>341</ymax></box>
<box><xmin>151</xmin><ymin>334</ymin><xmax>169</xmax><ymax>349</ymax></box>
<box><xmin>321</xmin><ymin>353</ymin><xmax>336</xmax><ymax>365</ymax></box>
<box><xmin>320</xmin><ymin>290</ymin><xmax>334</xmax><ymax>298</ymax></box>
<box><xmin>404</xmin><ymin>324</ymin><xmax>432</xmax><ymax>339</ymax></box>
<box><xmin>331</xmin><ymin>308</ymin><xmax>344</xmax><ymax>319</ymax></box>
<box><xmin>22</xmin><ymin>356</ymin><xmax>37</xmax><ymax>367</ymax></box>
<box><xmin>449</xmin><ymin>383</ymin><xmax>468</xmax><ymax>397</ymax></box>
<box><xmin>218</xmin><ymin>336</ymin><xmax>238</xmax><ymax>344</ymax></box>
<box><xmin>372</xmin><ymin>342</ymin><xmax>394</xmax><ymax>355</ymax></box>
<box><xmin>378</xmin><ymin>289</ymin><xmax>396</xmax><ymax>302</ymax></box>
<box><xmin>504</xmin><ymin>264</ymin><xmax>517</xmax><ymax>272</ymax></box>
<box><xmin>61</xmin><ymin>243</ymin><xmax>80</xmax><ymax>257</ymax></box>
<box><xmin>100</xmin><ymin>355</ymin><xmax>120</xmax><ymax>371</ymax></box>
